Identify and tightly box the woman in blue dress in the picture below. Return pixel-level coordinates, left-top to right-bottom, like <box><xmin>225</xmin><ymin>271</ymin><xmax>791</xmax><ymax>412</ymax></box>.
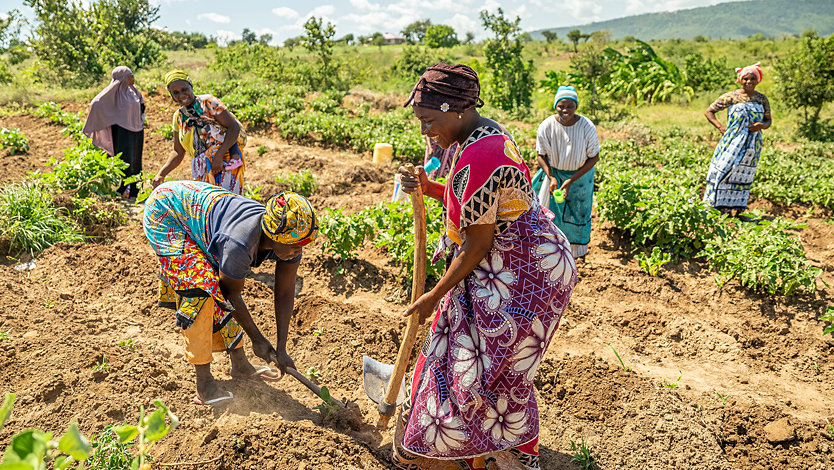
<box><xmin>703</xmin><ymin>62</ymin><xmax>772</xmax><ymax>214</ymax></box>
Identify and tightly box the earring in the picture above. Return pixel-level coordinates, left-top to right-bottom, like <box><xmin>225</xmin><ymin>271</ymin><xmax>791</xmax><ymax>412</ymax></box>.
<box><xmin>458</xmin><ymin>114</ymin><xmax>462</xmax><ymax>119</ymax></box>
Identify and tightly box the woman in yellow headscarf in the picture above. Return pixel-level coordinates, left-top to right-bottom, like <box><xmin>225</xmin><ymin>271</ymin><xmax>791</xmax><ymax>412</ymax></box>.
<box><xmin>143</xmin><ymin>180</ymin><xmax>318</xmax><ymax>405</ymax></box>
<box><xmin>152</xmin><ymin>70</ymin><xmax>247</xmax><ymax>194</ymax></box>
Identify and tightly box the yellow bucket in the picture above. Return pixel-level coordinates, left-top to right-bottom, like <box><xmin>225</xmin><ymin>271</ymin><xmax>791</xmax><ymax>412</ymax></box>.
<box><xmin>373</xmin><ymin>143</ymin><xmax>393</xmax><ymax>164</ymax></box>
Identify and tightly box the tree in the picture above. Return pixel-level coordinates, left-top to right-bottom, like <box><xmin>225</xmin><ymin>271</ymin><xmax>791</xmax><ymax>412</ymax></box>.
<box><xmin>568</xmin><ymin>41</ymin><xmax>612</xmax><ymax>121</ymax></box>
<box><xmin>567</xmin><ymin>29</ymin><xmax>582</xmax><ymax>52</ymax></box>
<box><xmin>301</xmin><ymin>16</ymin><xmax>336</xmax><ymax>88</ymax></box>
<box><xmin>464</xmin><ymin>32</ymin><xmax>475</xmax><ymax>45</ymax></box>
<box><xmin>424</xmin><ymin>24</ymin><xmax>459</xmax><ymax>48</ymax></box>
<box><xmin>241</xmin><ymin>28</ymin><xmax>256</xmax><ymax>45</ymax></box>
<box><xmin>370</xmin><ymin>32</ymin><xmax>385</xmax><ymax>48</ymax></box>
<box><xmin>337</xmin><ymin>33</ymin><xmax>354</xmax><ymax>45</ymax></box>
<box><xmin>401</xmin><ymin>19</ymin><xmax>431</xmax><ymax>44</ymax></box>
<box><xmin>284</xmin><ymin>36</ymin><xmax>300</xmax><ymax>50</ymax></box>
<box><xmin>479</xmin><ymin>8</ymin><xmax>535</xmax><ymax>112</ymax></box>
<box><xmin>26</xmin><ymin>0</ymin><xmax>163</xmax><ymax>85</ymax></box>
<box><xmin>774</xmin><ymin>33</ymin><xmax>834</xmax><ymax>139</ymax></box>
<box><xmin>258</xmin><ymin>33</ymin><xmax>272</xmax><ymax>45</ymax></box>
<box><xmin>542</xmin><ymin>30</ymin><xmax>558</xmax><ymax>43</ymax></box>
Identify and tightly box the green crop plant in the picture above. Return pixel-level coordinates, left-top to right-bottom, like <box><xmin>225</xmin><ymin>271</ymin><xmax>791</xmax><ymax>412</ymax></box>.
<box><xmin>318</xmin><ymin>207</ymin><xmax>375</xmax><ymax>268</ymax></box>
<box><xmin>312</xmin><ymin>386</ymin><xmax>340</xmax><ymax>417</ymax></box>
<box><xmin>243</xmin><ymin>184</ymin><xmax>263</xmax><ymax>201</ymax></box>
<box><xmin>257</xmin><ymin>145</ymin><xmax>268</xmax><ymax>156</ymax></box>
<box><xmin>0</xmin><ymin>329</ymin><xmax>9</xmax><ymax>341</ymax></box>
<box><xmin>701</xmin><ymin>218</ymin><xmax>822</xmax><ymax>295</ymax></box>
<box><xmin>663</xmin><ymin>371</ymin><xmax>682</xmax><ymax>389</ymax></box>
<box><xmin>274</xmin><ymin>170</ymin><xmax>318</xmax><ymax>198</ymax></box>
<box><xmin>306</xmin><ymin>367</ymin><xmax>322</xmax><ymax>382</ymax></box>
<box><xmin>0</xmin><ymin>394</ymin><xmax>177</xmax><ymax>470</ymax></box>
<box><xmin>0</xmin><ymin>127</ymin><xmax>30</xmax><ymax>155</ymax></box>
<box><xmin>604</xmin><ymin>342</ymin><xmax>630</xmax><ymax>372</ymax></box>
<box><xmin>92</xmin><ymin>354</ymin><xmax>109</xmax><ymax>371</ymax></box>
<box><xmin>819</xmin><ymin>306</ymin><xmax>834</xmax><ymax>337</ymax></box>
<box><xmin>41</xmin><ymin>143</ymin><xmax>128</xmax><ymax>198</ymax></box>
<box><xmin>636</xmin><ymin>247</ymin><xmax>671</xmax><ymax>276</ymax></box>
<box><xmin>569</xmin><ymin>437</ymin><xmax>595</xmax><ymax>470</ymax></box>
<box><xmin>116</xmin><ymin>339</ymin><xmax>136</xmax><ymax>351</ymax></box>
<box><xmin>715</xmin><ymin>391</ymin><xmax>730</xmax><ymax>405</ymax></box>
<box><xmin>154</xmin><ymin>124</ymin><xmax>173</xmax><ymax>140</ymax></box>
<box><xmin>312</xmin><ymin>327</ymin><xmax>325</xmax><ymax>337</ymax></box>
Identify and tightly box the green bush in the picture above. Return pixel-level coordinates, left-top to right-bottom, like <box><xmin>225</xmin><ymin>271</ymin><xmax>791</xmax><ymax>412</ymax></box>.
<box><xmin>274</xmin><ymin>170</ymin><xmax>318</xmax><ymax>198</ymax></box>
<box><xmin>42</xmin><ymin>143</ymin><xmax>128</xmax><ymax>198</ymax></box>
<box><xmin>0</xmin><ymin>127</ymin><xmax>30</xmax><ymax>155</ymax></box>
<box><xmin>701</xmin><ymin>217</ymin><xmax>822</xmax><ymax>295</ymax></box>
<box><xmin>0</xmin><ymin>181</ymin><xmax>82</xmax><ymax>254</ymax></box>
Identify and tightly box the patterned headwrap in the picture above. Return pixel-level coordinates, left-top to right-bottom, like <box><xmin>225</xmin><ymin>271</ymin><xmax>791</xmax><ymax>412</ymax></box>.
<box><xmin>735</xmin><ymin>62</ymin><xmax>762</xmax><ymax>83</ymax></box>
<box><xmin>165</xmin><ymin>69</ymin><xmax>192</xmax><ymax>88</ymax></box>
<box><xmin>554</xmin><ymin>85</ymin><xmax>579</xmax><ymax>107</ymax></box>
<box><xmin>261</xmin><ymin>191</ymin><xmax>318</xmax><ymax>246</ymax></box>
<box><xmin>403</xmin><ymin>62</ymin><xmax>484</xmax><ymax>113</ymax></box>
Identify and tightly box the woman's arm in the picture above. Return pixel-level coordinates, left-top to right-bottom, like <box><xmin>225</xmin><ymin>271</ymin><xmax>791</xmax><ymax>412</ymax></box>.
<box><xmin>211</xmin><ymin>109</ymin><xmax>241</xmax><ymax>176</ymax></box>
<box><xmin>152</xmin><ymin>138</ymin><xmax>185</xmax><ymax>187</ymax></box>
<box><xmin>272</xmin><ymin>259</ymin><xmax>300</xmax><ymax>372</ymax></box>
<box><xmin>559</xmin><ymin>154</ymin><xmax>599</xmax><ymax>198</ymax></box>
<box><xmin>219</xmin><ymin>274</ymin><xmax>278</xmax><ymax>364</ymax></box>
<box><xmin>537</xmin><ymin>153</ymin><xmax>561</xmax><ymax>194</ymax></box>
<box><xmin>705</xmin><ymin>106</ymin><xmax>725</xmax><ymax>133</ymax></box>
<box><xmin>748</xmin><ymin>114</ymin><xmax>772</xmax><ymax>132</ymax></box>
<box><xmin>404</xmin><ymin>223</ymin><xmax>495</xmax><ymax>323</ymax></box>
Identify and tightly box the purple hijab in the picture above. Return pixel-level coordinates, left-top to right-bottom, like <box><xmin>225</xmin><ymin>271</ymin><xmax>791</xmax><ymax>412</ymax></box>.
<box><xmin>82</xmin><ymin>66</ymin><xmax>144</xmax><ymax>156</ymax></box>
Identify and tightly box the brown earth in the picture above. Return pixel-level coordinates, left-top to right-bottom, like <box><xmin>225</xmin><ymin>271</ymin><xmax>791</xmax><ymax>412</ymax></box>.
<box><xmin>0</xmin><ymin>93</ymin><xmax>833</xmax><ymax>470</ymax></box>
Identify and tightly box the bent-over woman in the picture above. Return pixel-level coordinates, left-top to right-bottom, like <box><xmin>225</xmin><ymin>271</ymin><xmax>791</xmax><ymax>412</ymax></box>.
<box><xmin>394</xmin><ymin>62</ymin><xmax>577</xmax><ymax>470</ymax></box>
<box><xmin>532</xmin><ymin>85</ymin><xmax>599</xmax><ymax>260</ymax></box>
<box><xmin>143</xmin><ymin>180</ymin><xmax>317</xmax><ymax>405</ymax></box>
<box><xmin>152</xmin><ymin>70</ymin><xmax>246</xmax><ymax>194</ymax></box>
<box><xmin>82</xmin><ymin>66</ymin><xmax>145</xmax><ymax>199</ymax></box>
<box><xmin>703</xmin><ymin>62</ymin><xmax>771</xmax><ymax>213</ymax></box>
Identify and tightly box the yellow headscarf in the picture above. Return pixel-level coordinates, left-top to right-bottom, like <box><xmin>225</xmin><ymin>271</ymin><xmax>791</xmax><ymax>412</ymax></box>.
<box><xmin>261</xmin><ymin>192</ymin><xmax>318</xmax><ymax>245</ymax></box>
<box><xmin>164</xmin><ymin>69</ymin><xmax>191</xmax><ymax>88</ymax></box>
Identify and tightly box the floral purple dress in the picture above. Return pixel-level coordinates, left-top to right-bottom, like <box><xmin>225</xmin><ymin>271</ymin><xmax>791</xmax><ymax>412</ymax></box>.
<box><xmin>395</xmin><ymin>126</ymin><xmax>578</xmax><ymax>470</ymax></box>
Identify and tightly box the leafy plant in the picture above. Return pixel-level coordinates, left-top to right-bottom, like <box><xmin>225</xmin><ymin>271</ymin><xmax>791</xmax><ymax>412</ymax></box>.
<box><xmin>117</xmin><ymin>339</ymin><xmax>136</xmax><ymax>351</ymax></box>
<box><xmin>819</xmin><ymin>306</ymin><xmax>834</xmax><ymax>337</ymax></box>
<box><xmin>715</xmin><ymin>391</ymin><xmax>730</xmax><ymax>405</ymax></box>
<box><xmin>479</xmin><ymin>8</ymin><xmax>535</xmax><ymax>111</ymax></box>
<box><xmin>312</xmin><ymin>327</ymin><xmax>325</xmax><ymax>337</ymax></box>
<box><xmin>256</xmin><ymin>145</ymin><xmax>268</xmax><ymax>156</ymax></box>
<box><xmin>154</xmin><ymin>123</ymin><xmax>173</xmax><ymax>140</ymax></box>
<box><xmin>662</xmin><ymin>371</ymin><xmax>682</xmax><ymax>389</ymax></box>
<box><xmin>274</xmin><ymin>170</ymin><xmax>318</xmax><ymax>198</ymax></box>
<box><xmin>569</xmin><ymin>437</ymin><xmax>595</xmax><ymax>470</ymax></box>
<box><xmin>0</xmin><ymin>329</ymin><xmax>9</xmax><ymax>341</ymax></box>
<box><xmin>312</xmin><ymin>386</ymin><xmax>340</xmax><ymax>417</ymax></box>
<box><xmin>42</xmin><ymin>143</ymin><xmax>128</xmax><ymax>198</ymax></box>
<box><xmin>110</xmin><ymin>400</ymin><xmax>179</xmax><ymax>470</ymax></box>
<box><xmin>84</xmin><ymin>425</ymin><xmax>133</xmax><ymax>469</ymax></box>
<box><xmin>636</xmin><ymin>247</ymin><xmax>671</xmax><ymax>276</ymax></box>
<box><xmin>306</xmin><ymin>367</ymin><xmax>322</xmax><ymax>382</ymax></box>
<box><xmin>318</xmin><ymin>207</ymin><xmax>374</xmax><ymax>266</ymax></box>
<box><xmin>243</xmin><ymin>183</ymin><xmax>263</xmax><ymax>201</ymax></box>
<box><xmin>92</xmin><ymin>354</ymin><xmax>109</xmax><ymax>371</ymax></box>
<box><xmin>0</xmin><ymin>127</ymin><xmax>30</xmax><ymax>155</ymax></box>
<box><xmin>701</xmin><ymin>218</ymin><xmax>822</xmax><ymax>295</ymax></box>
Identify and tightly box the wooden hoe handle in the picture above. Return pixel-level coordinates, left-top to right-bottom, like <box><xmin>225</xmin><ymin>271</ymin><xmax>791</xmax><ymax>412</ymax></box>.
<box><xmin>377</xmin><ymin>165</ymin><xmax>427</xmax><ymax>427</ymax></box>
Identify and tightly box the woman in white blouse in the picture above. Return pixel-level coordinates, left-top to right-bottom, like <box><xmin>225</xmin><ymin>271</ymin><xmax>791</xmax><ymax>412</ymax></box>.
<box><xmin>533</xmin><ymin>85</ymin><xmax>600</xmax><ymax>260</ymax></box>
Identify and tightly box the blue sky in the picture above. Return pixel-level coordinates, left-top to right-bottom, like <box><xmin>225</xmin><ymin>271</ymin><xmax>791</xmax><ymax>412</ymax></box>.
<box><xmin>2</xmin><ymin>0</ymin><xmax>725</xmax><ymax>44</ymax></box>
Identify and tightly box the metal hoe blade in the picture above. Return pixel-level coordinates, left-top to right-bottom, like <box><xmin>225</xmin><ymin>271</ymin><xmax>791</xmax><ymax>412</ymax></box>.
<box><xmin>362</xmin><ymin>355</ymin><xmax>406</xmax><ymax>405</ymax></box>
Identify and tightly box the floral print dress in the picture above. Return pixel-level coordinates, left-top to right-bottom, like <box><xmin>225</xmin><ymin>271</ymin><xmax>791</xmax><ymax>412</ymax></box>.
<box><xmin>396</xmin><ymin>126</ymin><xmax>578</xmax><ymax>470</ymax></box>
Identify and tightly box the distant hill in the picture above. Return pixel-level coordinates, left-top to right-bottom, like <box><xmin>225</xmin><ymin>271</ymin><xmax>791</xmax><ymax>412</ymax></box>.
<box><xmin>530</xmin><ymin>0</ymin><xmax>834</xmax><ymax>40</ymax></box>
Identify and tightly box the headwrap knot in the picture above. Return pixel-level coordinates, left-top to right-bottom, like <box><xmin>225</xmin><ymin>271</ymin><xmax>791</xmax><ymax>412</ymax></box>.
<box><xmin>403</xmin><ymin>62</ymin><xmax>484</xmax><ymax>113</ymax></box>
<box><xmin>261</xmin><ymin>191</ymin><xmax>318</xmax><ymax>246</ymax></box>
<box><xmin>735</xmin><ymin>62</ymin><xmax>762</xmax><ymax>83</ymax></box>
<box><xmin>165</xmin><ymin>69</ymin><xmax>192</xmax><ymax>88</ymax></box>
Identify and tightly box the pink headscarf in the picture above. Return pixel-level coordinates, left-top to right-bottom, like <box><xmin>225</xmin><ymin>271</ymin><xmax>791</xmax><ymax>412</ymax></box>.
<box><xmin>82</xmin><ymin>66</ymin><xmax>145</xmax><ymax>156</ymax></box>
<box><xmin>735</xmin><ymin>62</ymin><xmax>762</xmax><ymax>84</ymax></box>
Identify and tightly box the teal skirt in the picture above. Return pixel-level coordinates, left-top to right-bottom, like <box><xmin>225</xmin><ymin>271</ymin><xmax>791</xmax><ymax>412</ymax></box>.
<box><xmin>531</xmin><ymin>167</ymin><xmax>595</xmax><ymax>246</ymax></box>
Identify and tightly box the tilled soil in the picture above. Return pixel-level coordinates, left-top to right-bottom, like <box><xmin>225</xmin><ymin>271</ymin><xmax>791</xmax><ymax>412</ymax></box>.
<box><xmin>0</xmin><ymin>96</ymin><xmax>833</xmax><ymax>469</ymax></box>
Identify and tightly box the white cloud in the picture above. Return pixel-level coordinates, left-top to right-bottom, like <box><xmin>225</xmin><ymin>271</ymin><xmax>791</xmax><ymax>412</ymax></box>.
<box><xmin>625</xmin><ymin>0</ymin><xmax>645</xmax><ymax>13</ymax></box>
<box><xmin>0</xmin><ymin>13</ymin><xmax>7</xmax><ymax>21</ymax></box>
<box><xmin>448</xmin><ymin>13</ymin><xmax>479</xmax><ymax>37</ymax></box>
<box><xmin>197</xmin><ymin>12</ymin><xmax>230</xmax><ymax>24</ymax></box>
<box><xmin>272</xmin><ymin>7</ymin><xmax>300</xmax><ymax>19</ymax></box>
<box><xmin>308</xmin><ymin>5</ymin><xmax>335</xmax><ymax>17</ymax></box>
<box><xmin>214</xmin><ymin>29</ymin><xmax>240</xmax><ymax>46</ymax></box>
<box><xmin>349</xmin><ymin>0</ymin><xmax>377</xmax><ymax>10</ymax></box>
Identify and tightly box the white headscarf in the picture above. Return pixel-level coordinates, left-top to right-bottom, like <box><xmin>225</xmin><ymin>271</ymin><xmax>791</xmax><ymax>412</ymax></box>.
<box><xmin>82</xmin><ymin>66</ymin><xmax>145</xmax><ymax>156</ymax></box>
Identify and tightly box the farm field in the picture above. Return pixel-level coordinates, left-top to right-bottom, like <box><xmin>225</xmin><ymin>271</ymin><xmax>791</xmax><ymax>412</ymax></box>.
<box><xmin>0</xmin><ymin>88</ymin><xmax>833</xmax><ymax>470</ymax></box>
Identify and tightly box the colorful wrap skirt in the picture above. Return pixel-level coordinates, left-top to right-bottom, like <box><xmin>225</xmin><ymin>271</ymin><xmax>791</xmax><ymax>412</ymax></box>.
<box><xmin>531</xmin><ymin>167</ymin><xmax>595</xmax><ymax>259</ymax></box>
<box><xmin>143</xmin><ymin>181</ymin><xmax>243</xmax><ymax>351</ymax></box>
<box><xmin>395</xmin><ymin>208</ymin><xmax>577</xmax><ymax>469</ymax></box>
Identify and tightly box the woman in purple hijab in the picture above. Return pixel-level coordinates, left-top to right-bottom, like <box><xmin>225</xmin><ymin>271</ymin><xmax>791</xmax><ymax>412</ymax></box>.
<box><xmin>82</xmin><ymin>66</ymin><xmax>145</xmax><ymax>199</ymax></box>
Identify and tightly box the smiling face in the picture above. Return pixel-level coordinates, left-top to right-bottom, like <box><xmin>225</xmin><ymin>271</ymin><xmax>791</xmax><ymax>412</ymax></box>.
<box><xmin>555</xmin><ymin>99</ymin><xmax>577</xmax><ymax>123</ymax></box>
<box><xmin>167</xmin><ymin>80</ymin><xmax>196</xmax><ymax>107</ymax></box>
<box><xmin>412</xmin><ymin>105</ymin><xmax>463</xmax><ymax>149</ymax></box>
<box><xmin>740</xmin><ymin>73</ymin><xmax>759</xmax><ymax>93</ymax></box>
